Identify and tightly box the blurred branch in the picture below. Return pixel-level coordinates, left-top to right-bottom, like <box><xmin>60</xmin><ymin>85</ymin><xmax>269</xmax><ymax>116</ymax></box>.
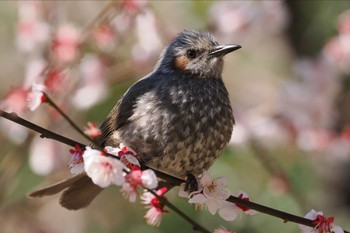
<box><xmin>249</xmin><ymin>139</ymin><xmax>309</xmax><ymax>212</ymax></box>
<box><xmin>1</xmin><ymin>109</ymin><xmax>348</xmax><ymax>233</ymax></box>
<box><xmin>40</xmin><ymin>0</ymin><xmax>119</xmax><ymax>77</ymax></box>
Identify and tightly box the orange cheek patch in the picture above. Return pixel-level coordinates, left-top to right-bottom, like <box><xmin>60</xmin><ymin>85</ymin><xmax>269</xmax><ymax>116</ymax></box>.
<box><xmin>175</xmin><ymin>55</ymin><xmax>189</xmax><ymax>70</ymax></box>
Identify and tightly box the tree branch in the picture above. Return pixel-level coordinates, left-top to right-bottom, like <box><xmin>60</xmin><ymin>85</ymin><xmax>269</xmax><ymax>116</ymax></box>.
<box><xmin>1</xmin><ymin>109</ymin><xmax>348</xmax><ymax>233</ymax></box>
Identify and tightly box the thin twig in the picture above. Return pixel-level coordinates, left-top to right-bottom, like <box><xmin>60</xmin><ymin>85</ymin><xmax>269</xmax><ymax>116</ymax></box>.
<box><xmin>147</xmin><ymin>189</ymin><xmax>211</xmax><ymax>233</ymax></box>
<box><xmin>42</xmin><ymin>93</ymin><xmax>101</xmax><ymax>147</ymax></box>
<box><xmin>0</xmin><ymin>109</ymin><xmax>348</xmax><ymax>233</ymax></box>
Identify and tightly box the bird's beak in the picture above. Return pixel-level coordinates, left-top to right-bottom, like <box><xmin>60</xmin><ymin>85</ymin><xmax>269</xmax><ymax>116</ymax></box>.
<box><xmin>209</xmin><ymin>44</ymin><xmax>241</xmax><ymax>57</ymax></box>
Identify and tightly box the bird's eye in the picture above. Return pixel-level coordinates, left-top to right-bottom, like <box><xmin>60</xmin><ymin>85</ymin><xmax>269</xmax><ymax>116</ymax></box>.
<box><xmin>186</xmin><ymin>49</ymin><xmax>197</xmax><ymax>59</ymax></box>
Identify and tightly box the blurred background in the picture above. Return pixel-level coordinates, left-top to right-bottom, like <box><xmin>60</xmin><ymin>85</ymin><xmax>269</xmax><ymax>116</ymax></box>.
<box><xmin>1</xmin><ymin>1</ymin><xmax>350</xmax><ymax>232</ymax></box>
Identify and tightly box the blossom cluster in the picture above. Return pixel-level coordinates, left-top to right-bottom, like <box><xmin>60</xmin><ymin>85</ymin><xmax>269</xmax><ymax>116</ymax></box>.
<box><xmin>179</xmin><ymin>171</ymin><xmax>257</xmax><ymax>222</ymax></box>
<box><xmin>299</xmin><ymin>209</ymin><xmax>344</xmax><ymax>233</ymax></box>
<box><xmin>0</xmin><ymin>0</ymin><xmax>162</xmax><ymax>179</ymax></box>
<box><xmin>69</xmin><ymin>142</ymin><xmax>258</xmax><ymax>229</ymax></box>
<box><xmin>68</xmin><ymin>143</ymin><xmax>166</xmax><ymax>226</ymax></box>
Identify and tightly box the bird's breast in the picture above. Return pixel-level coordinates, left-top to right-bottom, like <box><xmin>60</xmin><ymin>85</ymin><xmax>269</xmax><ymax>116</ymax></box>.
<box><xmin>116</xmin><ymin>77</ymin><xmax>234</xmax><ymax>178</ymax></box>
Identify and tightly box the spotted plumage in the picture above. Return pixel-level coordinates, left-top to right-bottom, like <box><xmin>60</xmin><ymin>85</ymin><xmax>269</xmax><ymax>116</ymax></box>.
<box><xmin>29</xmin><ymin>29</ymin><xmax>241</xmax><ymax>209</ymax></box>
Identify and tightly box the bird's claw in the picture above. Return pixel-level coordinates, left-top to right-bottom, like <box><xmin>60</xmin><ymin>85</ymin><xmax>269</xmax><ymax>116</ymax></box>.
<box><xmin>184</xmin><ymin>173</ymin><xmax>198</xmax><ymax>193</ymax></box>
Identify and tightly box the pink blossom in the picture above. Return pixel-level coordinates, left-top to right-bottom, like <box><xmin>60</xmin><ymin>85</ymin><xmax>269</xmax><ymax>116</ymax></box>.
<box><xmin>122</xmin><ymin>0</ymin><xmax>148</xmax><ymax>11</ymax></box>
<box><xmin>71</xmin><ymin>54</ymin><xmax>108</xmax><ymax>109</ymax></box>
<box><xmin>179</xmin><ymin>171</ymin><xmax>231</xmax><ymax>215</ymax></box>
<box><xmin>0</xmin><ymin>119</ymin><xmax>28</xmax><ymax>145</ymax></box>
<box><xmin>323</xmin><ymin>35</ymin><xmax>350</xmax><ymax>72</ymax></box>
<box><xmin>23</xmin><ymin>58</ymin><xmax>46</xmax><ymax>89</ymax></box>
<box><xmin>141</xmin><ymin>169</ymin><xmax>158</xmax><ymax>189</ymax></box>
<box><xmin>27</xmin><ymin>83</ymin><xmax>46</xmax><ymax>111</ymax></box>
<box><xmin>132</xmin><ymin>9</ymin><xmax>162</xmax><ymax>62</ymax></box>
<box><xmin>121</xmin><ymin>182</ymin><xmax>138</xmax><ymax>203</ymax></box>
<box><xmin>210</xmin><ymin>1</ymin><xmax>288</xmax><ymax>39</ymax></box>
<box><xmin>84</xmin><ymin>122</ymin><xmax>102</xmax><ymax>139</ymax></box>
<box><xmin>29</xmin><ymin>137</ymin><xmax>57</xmax><ymax>175</ymax></box>
<box><xmin>218</xmin><ymin>191</ymin><xmax>257</xmax><ymax>221</ymax></box>
<box><xmin>16</xmin><ymin>2</ymin><xmax>49</xmax><ymax>53</ymax></box>
<box><xmin>121</xmin><ymin>166</ymin><xmax>158</xmax><ymax>202</ymax></box>
<box><xmin>144</xmin><ymin>207</ymin><xmax>164</xmax><ymax>227</ymax></box>
<box><xmin>83</xmin><ymin>147</ymin><xmax>124</xmax><ymax>188</ymax></box>
<box><xmin>44</xmin><ymin>69</ymin><xmax>66</xmax><ymax>92</ymax></box>
<box><xmin>200</xmin><ymin>171</ymin><xmax>231</xmax><ymax>201</ymax></box>
<box><xmin>93</xmin><ymin>23</ymin><xmax>116</xmax><ymax>51</ymax></box>
<box><xmin>338</xmin><ymin>10</ymin><xmax>350</xmax><ymax>35</ymax></box>
<box><xmin>141</xmin><ymin>187</ymin><xmax>168</xmax><ymax>227</ymax></box>
<box><xmin>299</xmin><ymin>209</ymin><xmax>344</xmax><ymax>233</ymax></box>
<box><xmin>52</xmin><ymin>24</ymin><xmax>80</xmax><ymax>63</ymax></box>
<box><xmin>68</xmin><ymin>144</ymin><xmax>84</xmax><ymax>174</ymax></box>
<box><xmin>104</xmin><ymin>144</ymin><xmax>140</xmax><ymax>168</ymax></box>
<box><xmin>123</xmin><ymin>166</ymin><xmax>142</xmax><ymax>197</ymax></box>
<box><xmin>1</xmin><ymin>87</ymin><xmax>28</xmax><ymax>113</ymax></box>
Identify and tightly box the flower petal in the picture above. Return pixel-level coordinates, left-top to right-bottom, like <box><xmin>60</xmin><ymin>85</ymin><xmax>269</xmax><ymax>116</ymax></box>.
<box><xmin>123</xmin><ymin>153</ymin><xmax>141</xmax><ymax>167</ymax></box>
<box><xmin>144</xmin><ymin>207</ymin><xmax>163</xmax><ymax>227</ymax></box>
<box><xmin>214</xmin><ymin>177</ymin><xmax>228</xmax><ymax>186</ymax></box>
<box><xmin>83</xmin><ymin>147</ymin><xmax>125</xmax><ymax>188</ymax></box>
<box><xmin>305</xmin><ymin>209</ymin><xmax>323</xmax><ymax>220</ymax></box>
<box><xmin>200</xmin><ymin>170</ymin><xmax>213</xmax><ymax>187</ymax></box>
<box><xmin>332</xmin><ymin>225</ymin><xmax>344</xmax><ymax>233</ymax></box>
<box><xmin>141</xmin><ymin>169</ymin><xmax>158</xmax><ymax>189</ymax></box>
<box><xmin>206</xmin><ymin>197</ymin><xmax>223</xmax><ymax>215</ymax></box>
<box><xmin>244</xmin><ymin>209</ymin><xmax>258</xmax><ymax>216</ymax></box>
<box><xmin>218</xmin><ymin>202</ymin><xmax>238</xmax><ymax>221</ymax></box>
<box><xmin>203</xmin><ymin>186</ymin><xmax>230</xmax><ymax>200</ymax></box>
<box><xmin>189</xmin><ymin>193</ymin><xmax>207</xmax><ymax>204</ymax></box>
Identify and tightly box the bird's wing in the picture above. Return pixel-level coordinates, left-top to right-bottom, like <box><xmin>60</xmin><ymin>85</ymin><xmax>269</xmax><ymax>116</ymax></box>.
<box><xmin>96</xmin><ymin>74</ymin><xmax>159</xmax><ymax>147</ymax></box>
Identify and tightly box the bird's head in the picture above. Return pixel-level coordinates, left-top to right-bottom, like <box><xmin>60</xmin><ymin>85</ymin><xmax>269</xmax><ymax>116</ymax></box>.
<box><xmin>157</xmin><ymin>29</ymin><xmax>241</xmax><ymax>78</ymax></box>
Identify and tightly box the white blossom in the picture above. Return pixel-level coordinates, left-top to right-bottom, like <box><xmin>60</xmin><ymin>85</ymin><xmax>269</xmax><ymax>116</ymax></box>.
<box><xmin>83</xmin><ymin>147</ymin><xmax>124</xmax><ymax>188</ymax></box>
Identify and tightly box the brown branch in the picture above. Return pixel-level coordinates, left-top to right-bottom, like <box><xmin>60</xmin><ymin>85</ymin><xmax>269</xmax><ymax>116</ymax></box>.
<box><xmin>0</xmin><ymin>109</ymin><xmax>348</xmax><ymax>233</ymax></box>
<box><xmin>249</xmin><ymin>139</ymin><xmax>309</xmax><ymax>211</ymax></box>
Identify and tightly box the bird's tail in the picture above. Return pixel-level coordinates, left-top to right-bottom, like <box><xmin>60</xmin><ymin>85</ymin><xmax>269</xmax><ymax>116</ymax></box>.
<box><xmin>28</xmin><ymin>173</ymin><xmax>103</xmax><ymax>210</ymax></box>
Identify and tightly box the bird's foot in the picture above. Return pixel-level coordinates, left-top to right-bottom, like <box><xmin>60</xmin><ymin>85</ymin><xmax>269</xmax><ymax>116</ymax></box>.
<box><xmin>184</xmin><ymin>173</ymin><xmax>199</xmax><ymax>193</ymax></box>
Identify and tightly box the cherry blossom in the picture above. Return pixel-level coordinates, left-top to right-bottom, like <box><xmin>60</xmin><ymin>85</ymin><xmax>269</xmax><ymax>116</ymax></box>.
<box><xmin>71</xmin><ymin>54</ymin><xmax>108</xmax><ymax>109</ymax></box>
<box><xmin>121</xmin><ymin>182</ymin><xmax>138</xmax><ymax>203</ymax></box>
<box><xmin>83</xmin><ymin>147</ymin><xmax>124</xmax><ymax>188</ymax></box>
<box><xmin>84</xmin><ymin>122</ymin><xmax>102</xmax><ymax>139</ymax></box>
<box><xmin>179</xmin><ymin>171</ymin><xmax>231</xmax><ymax>215</ymax></box>
<box><xmin>16</xmin><ymin>2</ymin><xmax>50</xmax><ymax>53</ymax></box>
<box><xmin>218</xmin><ymin>191</ymin><xmax>258</xmax><ymax>221</ymax></box>
<box><xmin>23</xmin><ymin>58</ymin><xmax>46</xmax><ymax>89</ymax></box>
<box><xmin>132</xmin><ymin>9</ymin><xmax>162</xmax><ymax>62</ymax></box>
<box><xmin>1</xmin><ymin>87</ymin><xmax>28</xmax><ymax>114</ymax></box>
<box><xmin>121</xmin><ymin>166</ymin><xmax>158</xmax><ymax>202</ymax></box>
<box><xmin>104</xmin><ymin>144</ymin><xmax>140</xmax><ymax>168</ymax></box>
<box><xmin>29</xmin><ymin>137</ymin><xmax>57</xmax><ymax>175</ymax></box>
<box><xmin>52</xmin><ymin>24</ymin><xmax>80</xmax><ymax>63</ymax></box>
<box><xmin>210</xmin><ymin>1</ymin><xmax>288</xmax><ymax>39</ymax></box>
<box><xmin>122</xmin><ymin>0</ymin><xmax>148</xmax><ymax>11</ymax></box>
<box><xmin>141</xmin><ymin>169</ymin><xmax>158</xmax><ymax>189</ymax></box>
<box><xmin>338</xmin><ymin>10</ymin><xmax>350</xmax><ymax>34</ymax></box>
<box><xmin>141</xmin><ymin>187</ymin><xmax>168</xmax><ymax>227</ymax></box>
<box><xmin>299</xmin><ymin>209</ymin><xmax>344</xmax><ymax>233</ymax></box>
<box><xmin>44</xmin><ymin>69</ymin><xmax>66</xmax><ymax>92</ymax></box>
<box><xmin>68</xmin><ymin>144</ymin><xmax>84</xmax><ymax>174</ymax></box>
<box><xmin>0</xmin><ymin>119</ymin><xmax>28</xmax><ymax>145</ymax></box>
<box><xmin>27</xmin><ymin>83</ymin><xmax>46</xmax><ymax>111</ymax></box>
<box><xmin>93</xmin><ymin>23</ymin><xmax>116</xmax><ymax>51</ymax></box>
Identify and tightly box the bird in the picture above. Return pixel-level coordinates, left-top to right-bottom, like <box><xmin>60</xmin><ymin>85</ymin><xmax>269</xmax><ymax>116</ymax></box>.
<box><xmin>29</xmin><ymin>29</ymin><xmax>241</xmax><ymax>210</ymax></box>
